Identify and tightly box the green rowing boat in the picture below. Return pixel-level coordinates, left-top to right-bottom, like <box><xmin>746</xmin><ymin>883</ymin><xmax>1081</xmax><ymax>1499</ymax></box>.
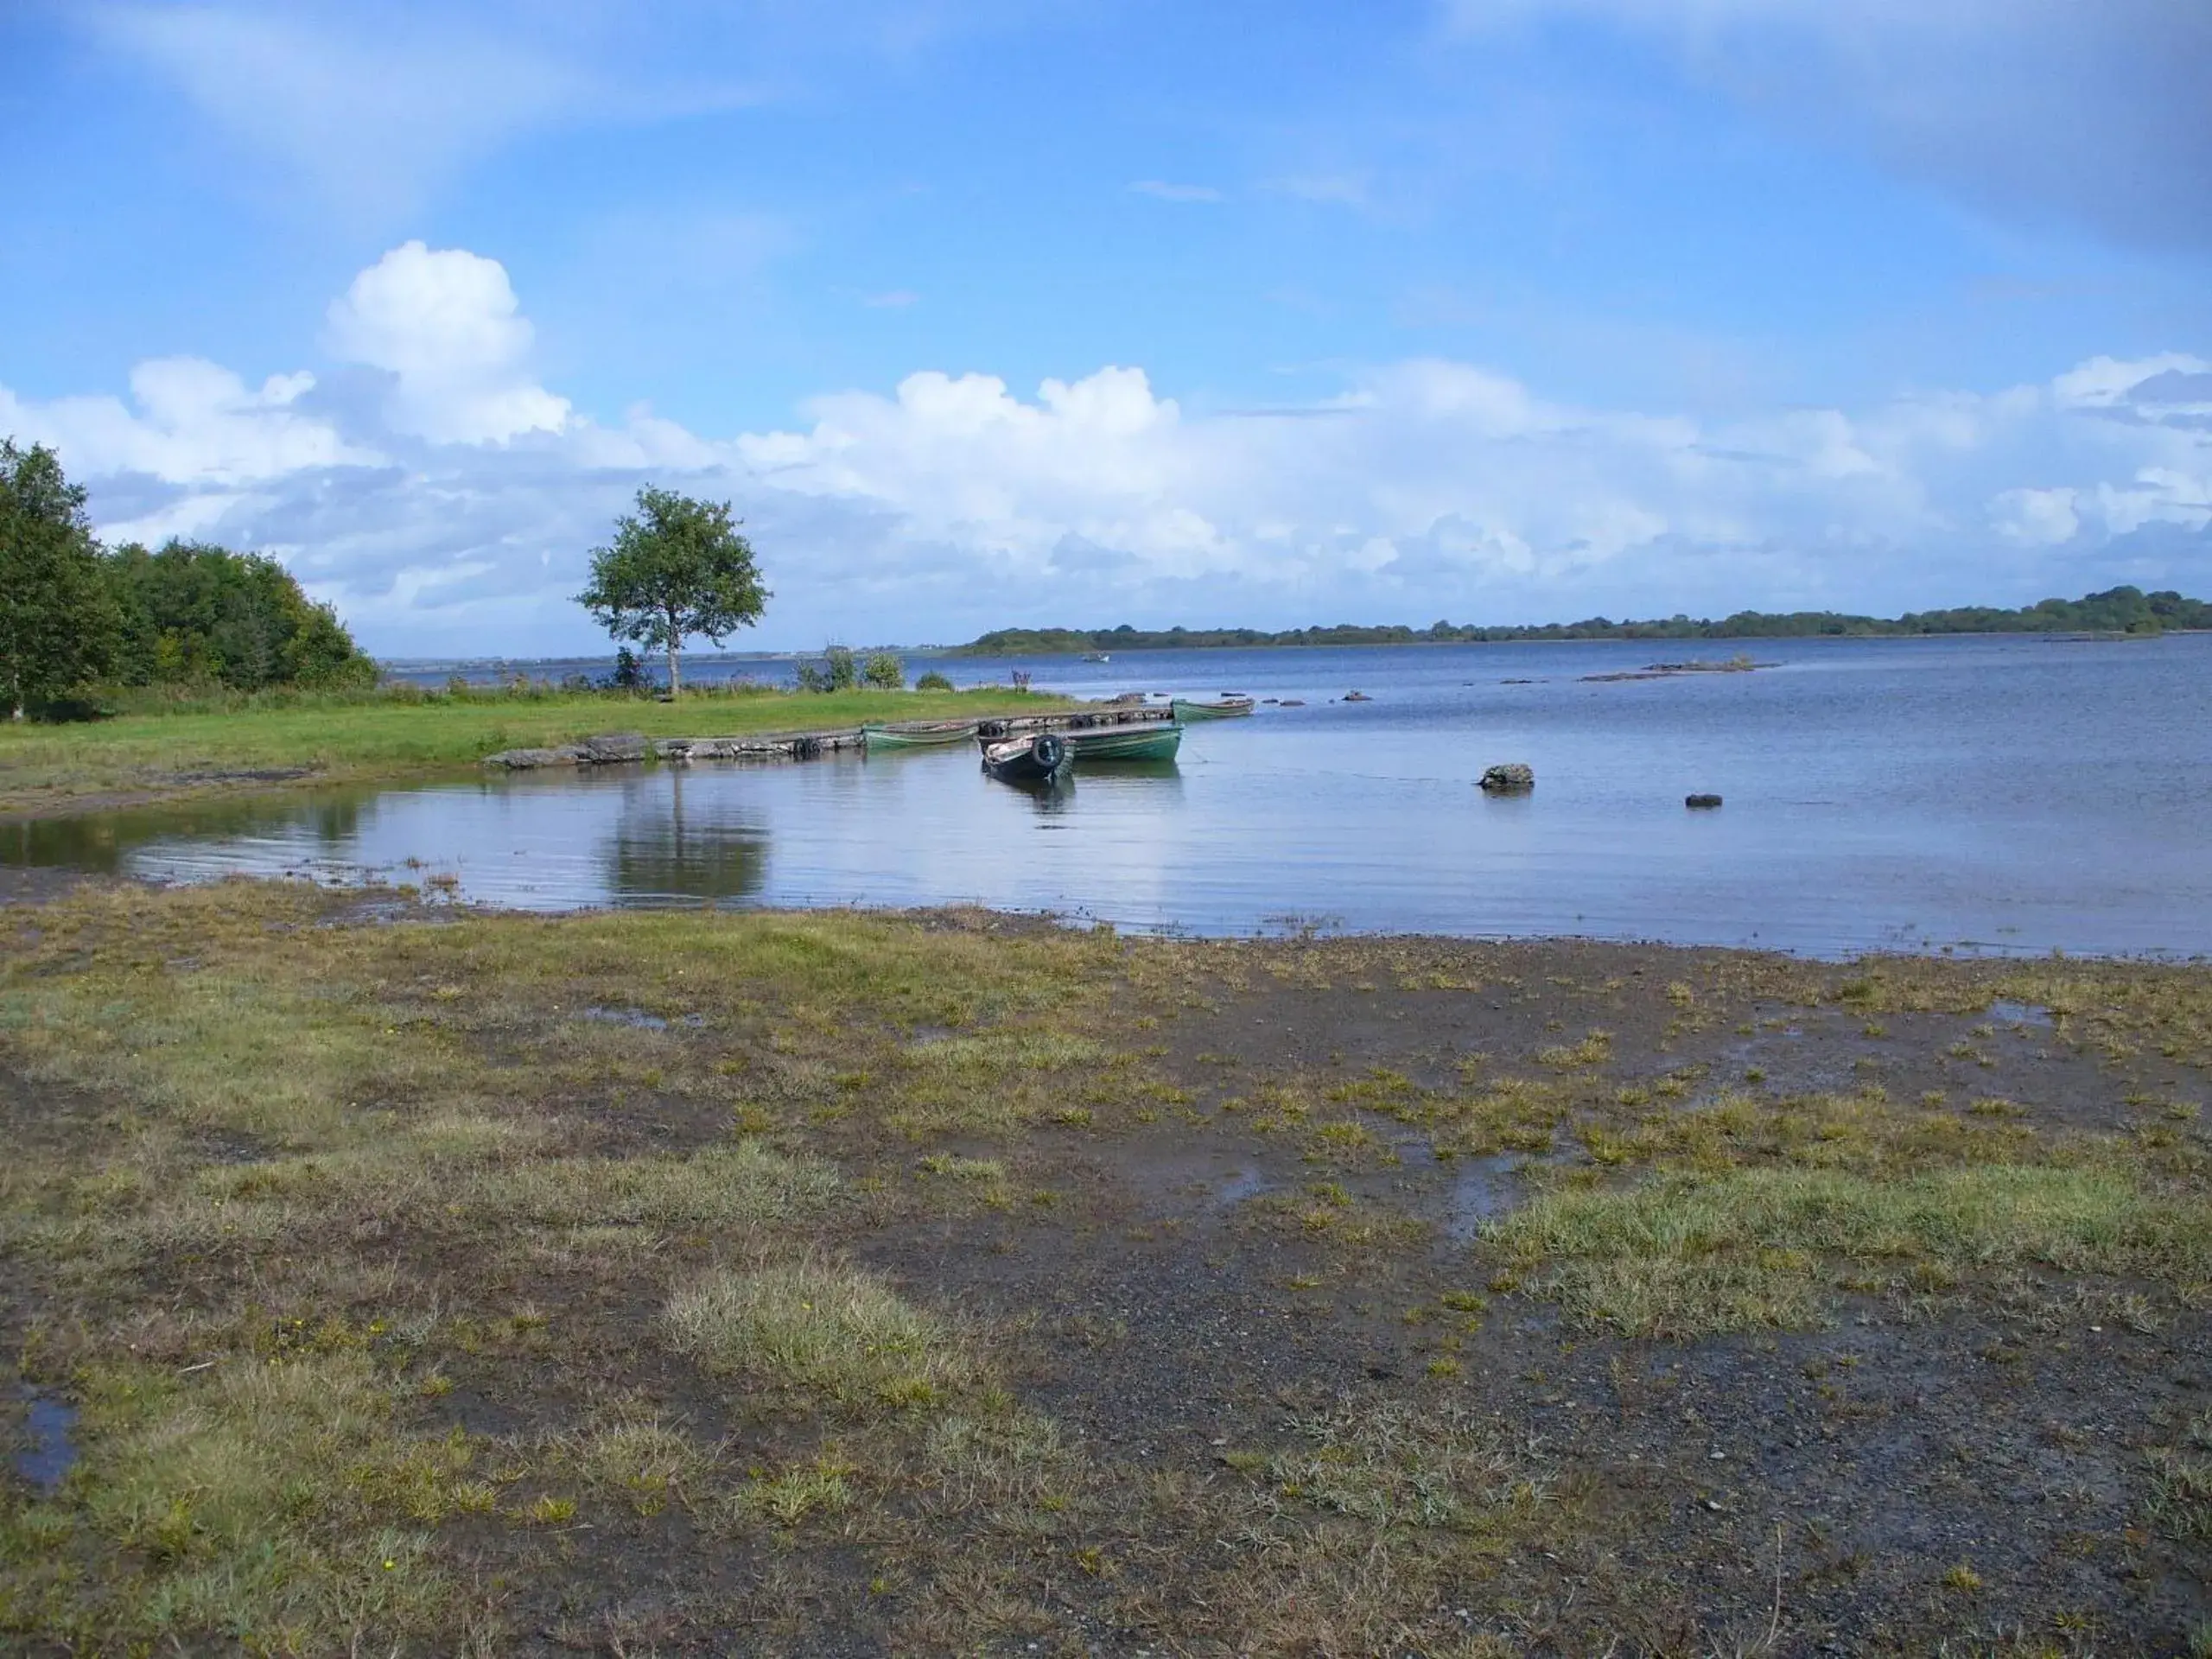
<box><xmin>864</xmin><ymin>719</ymin><xmax>981</xmax><ymax>751</ymax></box>
<box><xmin>1061</xmin><ymin>721</ymin><xmax>1184</xmax><ymax>763</ymax></box>
<box><xmin>1169</xmin><ymin>696</ymin><xmax>1255</xmax><ymax>721</ymax></box>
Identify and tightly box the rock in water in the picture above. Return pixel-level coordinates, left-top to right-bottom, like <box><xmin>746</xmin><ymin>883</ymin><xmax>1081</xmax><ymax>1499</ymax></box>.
<box><xmin>1685</xmin><ymin>792</ymin><xmax>1724</xmax><ymax>809</ymax></box>
<box><xmin>1478</xmin><ymin>763</ymin><xmax>1535</xmax><ymax>793</ymax></box>
<box><xmin>1344</xmin><ymin>690</ymin><xmax>1374</xmax><ymax>702</ymax></box>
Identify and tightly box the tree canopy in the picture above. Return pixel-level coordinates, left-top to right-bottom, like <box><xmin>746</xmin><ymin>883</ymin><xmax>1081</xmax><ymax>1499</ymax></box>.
<box><xmin>1</xmin><ymin>439</ymin><xmax>118</xmax><ymax>718</ymax></box>
<box><xmin>576</xmin><ymin>487</ymin><xmax>768</xmax><ymax>692</ymax></box>
<box><xmin>1</xmin><ymin>436</ymin><xmax>379</xmax><ymax>716</ymax></box>
<box><xmin>107</xmin><ymin>540</ymin><xmax>378</xmax><ymax>691</ymax></box>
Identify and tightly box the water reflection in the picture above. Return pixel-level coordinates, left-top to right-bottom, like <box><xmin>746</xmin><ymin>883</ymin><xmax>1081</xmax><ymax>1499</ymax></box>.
<box><xmin>994</xmin><ymin>773</ymin><xmax>1075</xmax><ymax>813</ymax></box>
<box><xmin>604</xmin><ymin>773</ymin><xmax>768</xmax><ymax>903</ymax></box>
<box><xmin>1</xmin><ymin>791</ymin><xmax>372</xmax><ymax>873</ymax></box>
<box><xmin>975</xmin><ymin>758</ymin><xmax>1186</xmax><ymax>817</ymax></box>
<box><xmin>12</xmin><ymin>1388</ymin><xmax>79</xmax><ymax>1493</ymax></box>
<box><xmin>1059</xmin><ymin>762</ymin><xmax>1185</xmax><ymax>803</ymax></box>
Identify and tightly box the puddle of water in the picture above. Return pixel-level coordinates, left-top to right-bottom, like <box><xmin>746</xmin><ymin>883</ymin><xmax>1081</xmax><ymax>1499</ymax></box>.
<box><xmin>1443</xmin><ymin>1154</ymin><xmax>1527</xmax><ymax>1241</ymax></box>
<box><xmin>1988</xmin><ymin>999</ymin><xmax>2054</xmax><ymax>1028</ymax></box>
<box><xmin>14</xmin><ymin>1389</ymin><xmax>79</xmax><ymax>1493</ymax></box>
<box><xmin>1109</xmin><ymin>1142</ymin><xmax>1277</xmax><ymax>1217</ymax></box>
<box><xmin>579</xmin><ymin>1007</ymin><xmax>703</xmax><ymax>1030</ymax></box>
<box><xmin>1214</xmin><ymin>1166</ymin><xmax>1268</xmax><ymax>1207</ymax></box>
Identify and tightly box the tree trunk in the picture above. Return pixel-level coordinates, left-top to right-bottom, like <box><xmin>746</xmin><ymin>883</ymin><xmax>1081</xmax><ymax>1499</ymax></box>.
<box><xmin>665</xmin><ymin>613</ymin><xmax>681</xmax><ymax>696</ymax></box>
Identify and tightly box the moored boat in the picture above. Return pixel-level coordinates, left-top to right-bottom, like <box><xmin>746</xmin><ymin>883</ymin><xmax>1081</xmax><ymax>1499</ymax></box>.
<box><xmin>1062</xmin><ymin>721</ymin><xmax>1184</xmax><ymax>763</ymax></box>
<box><xmin>864</xmin><ymin>718</ymin><xmax>982</xmax><ymax>750</ymax></box>
<box><xmin>980</xmin><ymin>731</ymin><xmax>1069</xmax><ymax>783</ymax></box>
<box><xmin>1169</xmin><ymin>696</ymin><xmax>1255</xmax><ymax>721</ymax></box>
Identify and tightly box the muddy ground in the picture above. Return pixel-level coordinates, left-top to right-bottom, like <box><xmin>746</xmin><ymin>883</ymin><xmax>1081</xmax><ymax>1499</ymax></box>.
<box><xmin>2</xmin><ymin>879</ymin><xmax>2208</xmax><ymax>1656</ymax></box>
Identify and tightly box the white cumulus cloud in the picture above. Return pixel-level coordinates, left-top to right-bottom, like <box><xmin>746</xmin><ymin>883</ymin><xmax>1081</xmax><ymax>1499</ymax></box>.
<box><xmin>0</xmin><ymin>358</ymin><xmax>365</xmax><ymax>488</ymax></box>
<box><xmin>324</xmin><ymin>242</ymin><xmax>571</xmax><ymax>445</ymax></box>
<box><xmin>1</xmin><ymin>244</ymin><xmax>2207</xmax><ymax>655</ymax></box>
<box><xmin>1990</xmin><ymin>487</ymin><xmax>2082</xmax><ymax>548</ymax></box>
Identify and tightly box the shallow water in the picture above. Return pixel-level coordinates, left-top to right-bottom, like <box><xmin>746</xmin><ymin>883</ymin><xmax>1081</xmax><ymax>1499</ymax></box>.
<box><xmin>10</xmin><ymin>633</ymin><xmax>2211</xmax><ymax>958</ymax></box>
<box><xmin>12</xmin><ymin>1389</ymin><xmax>78</xmax><ymax>1493</ymax></box>
<box><xmin>1444</xmin><ymin>1154</ymin><xmax>1529</xmax><ymax>1240</ymax></box>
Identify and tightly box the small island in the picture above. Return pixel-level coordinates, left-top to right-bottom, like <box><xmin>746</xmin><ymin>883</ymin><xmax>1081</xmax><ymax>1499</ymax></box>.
<box><xmin>1582</xmin><ymin>653</ymin><xmax>1767</xmax><ymax>682</ymax></box>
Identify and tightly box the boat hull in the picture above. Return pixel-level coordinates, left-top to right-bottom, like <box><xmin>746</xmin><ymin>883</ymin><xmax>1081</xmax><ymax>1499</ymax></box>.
<box><xmin>1063</xmin><ymin>722</ymin><xmax>1185</xmax><ymax>763</ymax></box>
<box><xmin>865</xmin><ymin>721</ymin><xmax>980</xmax><ymax>750</ymax></box>
<box><xmin>1169</xmin><ymin>697</ymin><xmax>1254</xmax><ymax>721</ymax></box>
<box><xmin>981</xmin><ymin>732</ymin><xmax>1070</xmax><ymax>783</ymax></box>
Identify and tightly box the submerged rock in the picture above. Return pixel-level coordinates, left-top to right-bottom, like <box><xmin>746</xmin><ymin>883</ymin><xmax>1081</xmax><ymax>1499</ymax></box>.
<box><xmin>1686</xmin><ymin>792</ymin><xmax>1724</xmax><ymax>809</ymax></box>
<box><xmin>1478</xmin><ymin>763</ymin><xmax>1535</xmax><ymax>793</ymax></box>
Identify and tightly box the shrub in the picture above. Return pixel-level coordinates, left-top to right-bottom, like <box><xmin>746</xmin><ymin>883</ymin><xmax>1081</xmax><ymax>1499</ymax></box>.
<box><xmin>602</xmin><ymin>647</ymin><xmax>652</xmax><ymax>692</ymax></box>
<box><xmin>916</xmin><ymin>670</ymin><xmax>954</xmax><ymax>692</ymax></box>
<box><xmin>796</xmin><ymin>646</ymin><xmax>859</xmax><ymax>693</ymax></box>
<box><xmin>862</xmin><ymin>652</ymin><xmax>905</xmax><ymax>690</ymax></box>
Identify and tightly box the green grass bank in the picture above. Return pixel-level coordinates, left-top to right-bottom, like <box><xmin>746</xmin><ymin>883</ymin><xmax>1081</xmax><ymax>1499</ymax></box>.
<box><xmin>0</xmin><ymin>684</ymin><xmax>1073</xmax><ymax>819</ymax></box>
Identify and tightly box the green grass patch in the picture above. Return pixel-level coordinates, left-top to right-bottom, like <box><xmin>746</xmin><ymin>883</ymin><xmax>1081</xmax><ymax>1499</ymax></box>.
<box><xmin>665</xmin><ymin>1260</ymin><xmax>979</xmax><ymax>1409</ymax></box>
<box><xmin>550</xmin><ymin>1413</ymin><xmax>716</xmax><ymax>1517</ymax></box>
<box><xmin>1489</xmin><ymin>1163</ymin><xmax>2212</xmax><ymax>1336</ymax></box>
<box><xmin>0</xmin><ymin>1354</ymin><xmax>449</xmax><ymax>1654</ymax></box>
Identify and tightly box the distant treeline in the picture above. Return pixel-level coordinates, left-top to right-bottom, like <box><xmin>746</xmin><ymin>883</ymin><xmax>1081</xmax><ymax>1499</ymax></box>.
<box><xmin>957</xmin><ymin>586</ymin><xmax>2210</xmax><ymax>655</ymax></box>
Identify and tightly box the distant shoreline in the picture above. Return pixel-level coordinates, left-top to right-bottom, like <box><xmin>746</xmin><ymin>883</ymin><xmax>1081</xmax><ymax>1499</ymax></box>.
<box><xmin>949</xmin><ymin>627</ymin><xmax>2206</xmax><ymax>658</ymax></box>
<box><xmin>376</xmin><ymin>625</ymin><xmax>2204</xmax><ymax>676</ymax></box>
<box><xmin>951</xmin><ymin>585</ymin><xmax>2209</xmax><ymax>656</ymax></box>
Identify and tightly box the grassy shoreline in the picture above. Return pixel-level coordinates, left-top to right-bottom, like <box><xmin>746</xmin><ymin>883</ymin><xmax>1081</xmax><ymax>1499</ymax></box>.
<box><xmin>3</xmin><ymin>878</ymin><xmax>2209</xmax><ymax>1652</ymax></box>
<box><xmin>0</xmin><ymin>686</ymin><xmax>1075</xmax><ymax>821</ymax></box>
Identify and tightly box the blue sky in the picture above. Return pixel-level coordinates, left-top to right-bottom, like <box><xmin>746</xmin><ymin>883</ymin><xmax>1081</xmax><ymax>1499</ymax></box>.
<box><xmin>3</xmin><ymin>0</ymin><xmax>2208</xmax><ymax>654</ymax></box>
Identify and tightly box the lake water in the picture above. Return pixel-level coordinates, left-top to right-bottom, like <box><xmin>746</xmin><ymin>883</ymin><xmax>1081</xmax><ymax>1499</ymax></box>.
<box><xmin>10</xmin><ymin>635</ymin><xmax>2211</xmax><ymax>958</ymax></box>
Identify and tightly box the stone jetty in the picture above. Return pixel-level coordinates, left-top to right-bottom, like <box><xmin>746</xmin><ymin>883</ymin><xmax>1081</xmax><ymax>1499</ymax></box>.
<box><xmin>482</xmin><ymin>704</ymin><xmax>1176</xmax><ymax>771</ymax></box>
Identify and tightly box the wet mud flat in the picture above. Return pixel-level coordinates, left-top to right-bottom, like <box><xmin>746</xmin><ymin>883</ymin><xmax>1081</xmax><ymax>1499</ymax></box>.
<box><xmin>2</xmin><ymin>881</ymin><xmax>2209</xmax><ymax>1655</ymax></box>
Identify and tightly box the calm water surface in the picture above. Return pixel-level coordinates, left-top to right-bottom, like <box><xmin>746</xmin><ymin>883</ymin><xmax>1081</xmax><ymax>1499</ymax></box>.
<box><xmin>10</xmin><ymin>635</ymin><xmax>2210</xmax><ymax>958</ymax></box>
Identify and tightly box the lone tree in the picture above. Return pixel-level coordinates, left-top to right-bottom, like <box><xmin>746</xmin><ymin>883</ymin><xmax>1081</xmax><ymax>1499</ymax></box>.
<box><xmin>576</xmin><ymin>487</ymin><xmax>767</xmax><ymax>693</ymax></box>
<box><xmin>1</xmin><ymin>439</ymin><xmax>118</xmax><ymax>720</ymax></box>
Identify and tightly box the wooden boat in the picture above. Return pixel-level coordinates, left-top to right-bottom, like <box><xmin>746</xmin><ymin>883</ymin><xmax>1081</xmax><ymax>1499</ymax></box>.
<box><xmin>1062</xmin><ymin>721</ymin><xmax>1184</xmax><ymax>763</ymax></box>
<box><xmin>864</xmin><ymin>718</ymin><xmax>981</xmax><ymax>751</ymax></box>
<box><xmin>1169</xmin><ymin>696</ymin><xmax>1255</xmax><ymax>721</ymax></box>
<box><xmin>980</xmin><ymin>731</ymin><xmax>1068</xmax><ymax>783</ymax></box>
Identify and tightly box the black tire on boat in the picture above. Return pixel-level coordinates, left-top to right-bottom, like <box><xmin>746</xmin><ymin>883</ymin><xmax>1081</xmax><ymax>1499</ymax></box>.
<box><xmin>1033</xmin><ymin>734</ymin><xmax>1064</xmax><ymax>771</ymax></box>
